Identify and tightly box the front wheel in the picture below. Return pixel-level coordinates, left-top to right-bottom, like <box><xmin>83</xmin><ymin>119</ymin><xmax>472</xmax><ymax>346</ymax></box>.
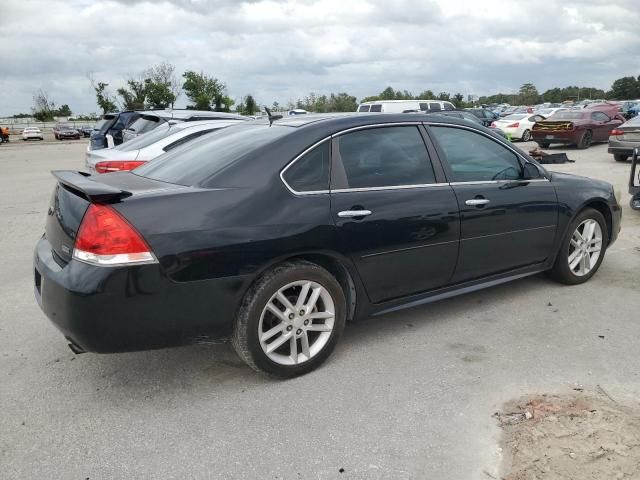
<box><xmin>232</xmin><ymin>261</ymin><xmax>346</xmax><ymax>378</ymax></box>
<box><xmin>521</xmin><ymin>129</ymin><xmax>531</xmax><ymax>142</ymax></box>
<box><xmin>613</xmin><ymin>154</ymin><xmax>629</xmax><ymax>162</ymax></box>
<box><xmin>547</xmin><ymin>208</ymin><xmax>608</xmax><ymax>285</ymax></box>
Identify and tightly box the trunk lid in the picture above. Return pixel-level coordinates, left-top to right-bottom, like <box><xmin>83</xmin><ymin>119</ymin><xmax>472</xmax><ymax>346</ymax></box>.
<box><xmin>45</xmin><ymin>171</ymin><xmax>181</xmax><ymax>265</ymax></box>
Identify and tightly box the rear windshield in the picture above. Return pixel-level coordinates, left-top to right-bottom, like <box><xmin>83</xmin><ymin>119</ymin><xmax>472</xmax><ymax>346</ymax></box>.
<box><xmin>134</xmin><ymin>124</ymin><xmax>292</xmax><ymax>186</ymax></box>
<box><xmin>126</xmin><ymin>116</ymin><xmax>164</xmax><ymax>134</ymax></box>
<box><xmin>115</xmin><ymin>124</ymin><xmax>173</xmax><ymax>150</ymax></box>
<box><xmin>548</xmin><ymin>111</ymin><xmax>585</xmax><ymax>120</ymax></box>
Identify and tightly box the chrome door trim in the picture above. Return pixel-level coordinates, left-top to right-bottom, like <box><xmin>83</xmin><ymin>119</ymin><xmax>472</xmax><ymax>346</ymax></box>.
<box><xmin>331</xmin><ymin>183</ymin><xmax>450</xmax><ymax>194</ymax></box>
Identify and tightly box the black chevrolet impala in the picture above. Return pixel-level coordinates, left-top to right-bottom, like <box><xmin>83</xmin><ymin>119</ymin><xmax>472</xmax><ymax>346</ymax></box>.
<box><xmin>34</xmin><ymin>113</ymin><xmax>622</xmax><ymax>377</ymax></box>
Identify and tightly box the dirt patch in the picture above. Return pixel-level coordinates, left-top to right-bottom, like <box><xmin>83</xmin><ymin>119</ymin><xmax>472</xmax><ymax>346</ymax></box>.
<box><xmin>495</xmin><ymin>389</ymin><xmax>640</xmax><ymax>479</ymax></box>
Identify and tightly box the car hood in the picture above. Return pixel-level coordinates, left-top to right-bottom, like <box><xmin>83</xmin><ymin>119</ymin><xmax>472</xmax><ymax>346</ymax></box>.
<box><xmin>548</xmin><ymin>170</ymin><xmax>613</xmax><ymax>192</ymax></box>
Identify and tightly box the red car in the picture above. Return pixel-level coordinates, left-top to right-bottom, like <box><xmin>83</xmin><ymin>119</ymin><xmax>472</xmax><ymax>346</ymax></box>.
<box><xmin>53</xmin><ymin>123</ymin><xmax>81</xmax><ymax>140</ymax></box>
<box><xmin>531</xmin><ymin>105</ymin><xmax>624</xmax><ymax>149</ymax></box>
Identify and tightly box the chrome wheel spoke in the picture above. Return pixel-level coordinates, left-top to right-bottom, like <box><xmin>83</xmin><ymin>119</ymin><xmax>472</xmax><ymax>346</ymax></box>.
<box><xmin>568</xmin><ymin>218</ymin><xmax>603</xmax><ymax>277</ymax></box>
<box><xmin>570</xmin><ymin>238</ymin><xmax>580</xmax><ymax>249</ymax></box>
<box><xmin>289</xmin><ymin>336</ymin><xmax>298</xmax><ymax>364</ymax></box>
<box><xmin>266</xmin><ymin>331</ymin><xmax>291</xmax><ymax>353</ymax></box>
<box><xmin>307</xmin><ymin>323</ymin><xmax>332</xmax><ymax>332</ymax></box>
<box><xmin>300</xmin><ymin>332</ymin><xmax>311</xmax><ymax>359</ymax></box>
<box><xmin>304</xmin><ymin>287</ymin><xmax>322</xmax><ymax>312</ymax></box>
<box><xmin>570</xmin><ymin>252</ymin><xmax>583</xmax><ymax>271</ymax></box>
<box><xmin>276</xmin><ymin>291</ymin><xmax>295</xmax><ymax>312</ymax></box>
<box><xmin>261</xmin><ymin>323</ymin><xmax>284</xmax><ymax>342</ymax></box>
<box><xmin>266</xmin><ymin>302</ymin><xmax>288</xmax><ymax>322</ymax></box>
<box><xmin>295</xmin><ymin>281</ymin><xmax>311</xmax><ymax>309</ymax></box>
<box><xmin>309</xmin><ymin>311</ymin><xmax>334</xmax><ymax>320</ymax></box>
<box><xmin>568</xmin><ymin>249</ymin><xmax>581</xmax><ymax>265</ymax></box>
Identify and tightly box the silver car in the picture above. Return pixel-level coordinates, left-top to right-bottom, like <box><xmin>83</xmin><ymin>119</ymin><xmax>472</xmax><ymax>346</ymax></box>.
<box><xmin>609</xmin><ymin>115</ymin><xmax>640</xmax><ymax>162</ymax></box>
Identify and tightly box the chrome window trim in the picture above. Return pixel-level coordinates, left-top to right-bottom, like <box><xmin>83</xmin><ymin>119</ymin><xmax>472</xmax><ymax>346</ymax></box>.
<box><xmin>279</xmin><ymin>122</ymin><xmax>549</xmax><ymax>196</ymax></box>
<box><xmin>280</xmin><ymin>137</ymin><xmax>332</xmax><ymax>196</ymax></box>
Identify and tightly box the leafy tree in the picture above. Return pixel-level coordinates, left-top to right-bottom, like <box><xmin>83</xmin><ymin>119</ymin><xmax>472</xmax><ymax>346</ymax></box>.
<box><xmin>517</xmin><ymin>83</ymin><xmax>539</xmax><ymax>105</ymax></box>
<box><xmin>117</xmin><ymin>79</ymin><xmax>147</xmax><ymax>110</ymax></box>
<box><xmin>608</xmin><ymin>76</ymin><xmax>639</xmax><ymax>100</ymax></box>
<box><xmin>55</xmin><ymin>104</ymin><xmax>72</xmax><ymax>117</ymax></box>
<box><xmin>452</xmin><ymin>93</ymin><xmax>464</xmax><ymax>108</ymax></box>
<box><xmin>244</xmin><ymin>95</ymin><xmax>257</xmax><ymax>115</ymax></box>
<box><xmin>182</xmin><ymin>70</ymin><xmax>226</xmax><ymax>110</ymax></box>
<box><xmin>417</xmin><ymin>90</ymin><xmax>435</xmax><ymax>99</ymax></box>
<box><xmin>90</xmin><ymin>79</ymin><xmax>117</xmax><ymax>114</ymax></box>
<box><xmin>437</xmin><ymin>92</ymin><xmax>451</xmax><ymax>101</ymax></box>
<box><xmin>143</xmin><ymin>62</ymin><xmax>180</xmax><ymax>108</ymax></box>
<box><xmin>31</xmin><ymin>89</ymin><xmax>56</xmax><ymax>121</ymax></box>
<box><xmin>12</xmin><ymin>113</ymin><xmax>31</xmax><ymax>118</ymax></box>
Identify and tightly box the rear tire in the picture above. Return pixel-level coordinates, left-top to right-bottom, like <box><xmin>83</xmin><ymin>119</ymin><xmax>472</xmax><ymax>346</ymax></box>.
<box><xmin>577</xmin><ymin>130</ymin><xmax>593</xmax><ymax>149</ymax></box>
<box><xmin>232</xmin><ymin>260</ymin><xmax>346</xmax><ymax>378</ymax></box>
<box><xmin>521</xmin><ymin>129</ymin><xmax>531</xmax><ymax>142</ymax></box>
<box><xmin>547</xmin><ymin>208</ymin><xmax>608</xmax><ymax>285</ymax></box>
<box><xmin>613</xmin><ymin>154</ymin><xmax>629</xmax><ymax>162</ymax></box>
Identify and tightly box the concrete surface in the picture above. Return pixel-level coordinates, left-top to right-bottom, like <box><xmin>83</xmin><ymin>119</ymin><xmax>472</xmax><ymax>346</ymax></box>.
<box><xmin>0</xmin><ymin>141</ymin><xmax>638</xmax><ymax>480</ymax></box>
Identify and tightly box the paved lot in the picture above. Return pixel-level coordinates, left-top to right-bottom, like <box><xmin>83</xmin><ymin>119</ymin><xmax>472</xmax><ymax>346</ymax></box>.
<box><xmin>1</xmin><ymin>140</ymin><xmax>639</xmax><ymax>479</ymax></box>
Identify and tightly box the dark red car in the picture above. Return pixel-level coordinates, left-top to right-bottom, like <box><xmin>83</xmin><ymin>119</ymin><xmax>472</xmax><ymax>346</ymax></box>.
<box><xmin>532</xmin><ymin>105</ymin><xmax>624</xmax><ymax>149</ymax></box>
<box><xmin>53</xmin><ymin>124</ymin><xmax>80</xmax><ymax>140</ymax></box>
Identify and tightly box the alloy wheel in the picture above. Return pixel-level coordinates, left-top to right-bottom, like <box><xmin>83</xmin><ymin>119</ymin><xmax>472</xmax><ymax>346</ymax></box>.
<box><xmin>567</xmin><ymin>219</ymin><xmax>602</xmax><ymax>277</ymax></box>
<box><xmin>258</xmin><ymin>280</ymin><xmax>335</xmax><ymax>366</ymax></box>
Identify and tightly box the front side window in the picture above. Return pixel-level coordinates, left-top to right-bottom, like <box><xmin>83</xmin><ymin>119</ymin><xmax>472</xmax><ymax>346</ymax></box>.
<box><xmin>334</xmin><ymin>126</ymin><xmax>435</xmax><ymax>189</ymax></box>
<box><xmin>430</xmin><ymin>126</ymin><xmax>523</xmax><ymax>182</ymax></box>
<box><xmin>282</xmin><ymin>141</ymin><xmax>330</xmax><ymax>192</ymax></box>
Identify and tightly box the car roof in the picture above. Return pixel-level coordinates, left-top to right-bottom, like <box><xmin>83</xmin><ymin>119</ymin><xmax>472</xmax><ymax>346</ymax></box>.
<box><xmin>359</xmin><ymin>99</ymin><xmax>452</xmax><ymax>105</ymax></box>
<box><xmin>168</xmin><ymin>118</ymin><xmax>248</xmax><ymax>130</ymax></box>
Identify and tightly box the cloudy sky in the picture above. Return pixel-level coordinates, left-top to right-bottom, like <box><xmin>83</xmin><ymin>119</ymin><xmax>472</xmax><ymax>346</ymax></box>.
<box><xmin>2</xmin><ymin>0</ymin><xmax>639</xmax><ymax>115</ymax></box>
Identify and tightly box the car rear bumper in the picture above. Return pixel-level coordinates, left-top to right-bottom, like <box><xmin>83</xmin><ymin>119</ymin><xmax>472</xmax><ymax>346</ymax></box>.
<box><xmin>33</xmin><ymin>236</ymin><xmax>250</xmax><ymax>353</ymax></box>
<box><xmin>608</xmin><ymin>138</ymin><xmax>639</xmax><ymax>156</ymax></box>
<box><xmin>531</xmin><ymin>130</ymin><xmax>579</xmax><ymax>144</ymax></box>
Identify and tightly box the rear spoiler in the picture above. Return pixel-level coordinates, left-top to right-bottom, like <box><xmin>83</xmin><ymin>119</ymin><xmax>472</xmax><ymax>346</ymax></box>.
<box><xmin>52</xmin><ymin>170</ymin><xmax>132</xmax><ymax>203</ymax></box>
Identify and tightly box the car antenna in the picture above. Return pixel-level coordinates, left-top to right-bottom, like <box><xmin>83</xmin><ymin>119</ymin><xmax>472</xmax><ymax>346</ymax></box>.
<box><xmin>264</xmin><ymin>107</ymin><xmax>282</xmax><ymax>126</ymax></box>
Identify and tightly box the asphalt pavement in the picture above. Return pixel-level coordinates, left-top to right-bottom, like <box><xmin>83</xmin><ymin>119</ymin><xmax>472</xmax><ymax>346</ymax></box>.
<box><xmin>1</xmin><ymin>140</ymin><xmax>639</xmax><ymax>479</ymax></box>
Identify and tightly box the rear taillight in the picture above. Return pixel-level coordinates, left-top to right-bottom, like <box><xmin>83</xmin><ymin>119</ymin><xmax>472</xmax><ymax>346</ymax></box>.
<box><xmin>507</xmin><ymin>122</ymin><xmax>520</xmax><ymax>128</ymax></box>
<box><xmin>610</xmin><ymin>129</ymin><xmax>624</xmax><ymax>136</ymax></box>
<box><xmin>73</xmin><ymin>204</ymin><xmax>157</xmax><ymax>266</ymax></box>
<box><xmin>95</xmin><ymin>160</ymin><xmax>146</xmax><ymax>174</ymax></box>
<box><xmin>491</xmin><ymin>121</ymin><xmax>496</xmax><ymax>127</ymax></box>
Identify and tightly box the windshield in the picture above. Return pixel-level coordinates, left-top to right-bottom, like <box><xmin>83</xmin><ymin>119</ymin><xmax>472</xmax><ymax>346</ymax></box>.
<box><xmin>134</xmin><ymin>124</ymin><xmax>293</xmax><ymax>186</ymax></box>
<box><xmin>549</xmin><ymin>111</ymin><xmax>585</xmax><ymax>120</ymax></box>
<box><xmin>115</xmin><ymin>124</ymin><xmax>173</xmax><ymax>151</ymax></box>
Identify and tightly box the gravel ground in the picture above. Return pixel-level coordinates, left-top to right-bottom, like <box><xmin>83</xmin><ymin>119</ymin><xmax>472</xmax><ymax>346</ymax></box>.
<box><xmin>0</xmin><ymin>140</ymin><xmax>639</xmax><ymax>480</ymax></box>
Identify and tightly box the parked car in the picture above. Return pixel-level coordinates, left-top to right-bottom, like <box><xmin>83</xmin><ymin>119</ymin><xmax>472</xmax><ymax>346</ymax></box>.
<box><xmin>53</xmin><ymin>124</ymin><xmax>80</xmax><ymax>140</ymax></box>
<box><xmin>357</xmin><ymin>100</ymin><xmax>456</xmax><ymax>113</ymax></box>
<box><xmin>77</xmin><ymin>125</ymin><xmax>93</xmax><ymax>138</ymax></box>
<box><xmin>34</xmin><ymin>113</ymin><xmax>621</xmax><ymax>377</ymax></box>
<box><xmin>532</xmin><ymin>107</ymin><xmax>624</xmax><ymax>149</ymax></box>
<box><xmin>536</xmin><ymin>107</ymin><xmax>568</xmax><ymax>118</ymax></box>
<box><xmin>85</xmin><ymin>119</ymin><xmax>245</xmax><ymax>173</ymax></box>
<box><xmin>429</xmin><ymin>110</ymin><xmax>506</xmax><ymax>138</ymax></box>
<box><xmin>492</xmin><ymin>114</ymin><xmax>546</xmax><ymax>141</ymax></box>
<box><xmin>608</xmin><ymin>115</ymin><xmax>640</xmax><ymax>162</ymax></box>
<box><xmin>21</xmin><ymin>127</ymin><xmax>44</xmax><ymax>141</ymax></box>
<box><xmin>466</xmin><ymin>108</ymin><xmax>498</xmax><ymax>126</ymax></box>
<box><xmin>90</xmin><ymin>111</ymin><xmax>142</xmax><ymax>150</ymax></box>
<box><xmin>121</xmin><ymin>110</ymin><xmax>247</xmax><ymax>143</ymax></box>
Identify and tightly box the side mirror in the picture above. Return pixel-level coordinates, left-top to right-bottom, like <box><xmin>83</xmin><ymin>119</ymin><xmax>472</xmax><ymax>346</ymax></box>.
<box><xmin>523</xmin><ymin>162</ymin><xmax>541</xmax><ymax>180</ymax></box>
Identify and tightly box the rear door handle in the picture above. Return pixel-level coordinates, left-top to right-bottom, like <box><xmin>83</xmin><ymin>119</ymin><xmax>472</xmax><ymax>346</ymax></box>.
<box><xmin>465</xmin><ymin>199</ymin><xmax>490</xmax><ymax>206</ymax></box>
<box><xmin>338</xmin><ymin>210</ymin><xmax>372</xmax><ymax>218</ymax></box>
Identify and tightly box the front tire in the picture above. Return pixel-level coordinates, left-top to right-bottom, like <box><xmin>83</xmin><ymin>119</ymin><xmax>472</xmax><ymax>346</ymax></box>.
<box><xmin>547</xmin><ymin>208</ymin><xmax>608</xmax><ymax>285</ymax></box>
<box><xmin>232</xmin><ymin>261</ymin><xmax>346</xmax><ymax>378</ymax></box>
<box><xmin>613</xmin><ymin>154</ymin><xmax>629</xmax><ymax>162</ymax></box>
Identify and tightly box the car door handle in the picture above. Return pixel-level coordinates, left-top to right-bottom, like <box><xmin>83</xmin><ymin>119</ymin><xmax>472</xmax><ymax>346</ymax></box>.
<box><xmin>338</xmin><ymin>210</ymin><xmax>372</xmax><ymax>218</ymax></box>
<box><xmin>465</xmin><ymin>199</ymin><xmax>490</xmax><ymax>206</ymax></box>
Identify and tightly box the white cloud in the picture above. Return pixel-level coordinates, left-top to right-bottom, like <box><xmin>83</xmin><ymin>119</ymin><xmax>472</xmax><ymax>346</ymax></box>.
<box><xmin>1</xmin><ymin>0</ymin><xmax>639</xmax><ymax>115</ymax></box>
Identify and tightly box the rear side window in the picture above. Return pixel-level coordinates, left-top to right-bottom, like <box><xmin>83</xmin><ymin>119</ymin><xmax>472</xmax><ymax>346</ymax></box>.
<box><xmin>334</xmin><ymin>126</ymin><xmax>435</xmax><ymax>189</ymax></box>
<box><xmin>429</xmin><ymin>103</ymin><xmax>442</xmax><ymax>112</ymax></box>
<box><xmin>163</xmin><ymin>129</ymin><xmax>218</xmax><ymax>152</ymax></box>
<box><xmin>370</xmin><ymin>104</ymin><xmax>382</xmax><ymax>112</ymax></box>
<box><xmin>430</xmin><ymin>126</ymin><xmax>522</xmax><ymax>182</ymax></box>
<box><xmin>358</xmin><ymin>105</ymin><xmax>371</xmax><ymax>112</ymax></box>
<box><xmin>134</xmin><ymin>124</ymin><xmax>291</xmax><ymax>186</ymax></box>
<box><xmin>282</xmin><ymin>141</ymin><xmax>330</xmax><ymax>192</ymax></box>
<box><xmin>419</xmin><ymin>103</ymin><xmax>429</xmax><ymax>111</ymax></box>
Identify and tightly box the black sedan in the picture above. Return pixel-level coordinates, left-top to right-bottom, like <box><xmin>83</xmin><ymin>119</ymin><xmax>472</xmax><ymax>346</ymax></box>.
<box><xmin>34</xmin><ymin>113</ymin><xmax>622</xmax><ymax>377</ymax></box>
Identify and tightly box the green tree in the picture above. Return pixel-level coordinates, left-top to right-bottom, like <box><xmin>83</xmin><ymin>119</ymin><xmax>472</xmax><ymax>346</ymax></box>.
<box><xmin>608</xmin><ymin>76</ymin><xmax>639</xmax><ymax>100</ymax></box>
<box><xmin>144</xmin><ymin>78</ymin><xmax>175</xmax><ymax>109</ymax></box>
<box><xmin>55</xmin><ymin>104</ymin><xmax>72</xmax><ymax>117</ymax></box>
<box><xmin>244</xmin><ymin>95</ymin><xmax>257</xmax><ymax>115</ymax></box>
<box><xmin>417</xmin><ymin>90</ymin><xmax>435</xmax><ymax>99</ymax></box>
<box><xmin>182</xmin><ymin>70</ymin><xmax>226</xmax><ymax>110</ymax></box>
<box><xmin>379</xmin><ymin>86</ymin><xmax>397</xmax><ymax>100</ymax></box>
<box><xmin>91</xmin><ymin>81</ymin><xmax>117</xmax><ymax>114</ymax></box>
<box><xmin>143</xmin><ymin>62</ymin><xmax>180</xmax><ymax>108</ymax></box>
<box><xmin>452</xmin><ymin>93</ymin><xmax>464</xmax><ymax>107</ymax></box>
<box><xmin>117</xmin><ymin>79</ymin><xmax>147</xmax><ymax>110</ymax></box>
<box><xmin>31</xmin><ymin>89</ymin><xmax>56</xmax><ymax>121</ymax></box>
<box><xmin>517</xmin><ymin>83</ymin><xmax>539</xmax><ymax>105</ymax></box>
